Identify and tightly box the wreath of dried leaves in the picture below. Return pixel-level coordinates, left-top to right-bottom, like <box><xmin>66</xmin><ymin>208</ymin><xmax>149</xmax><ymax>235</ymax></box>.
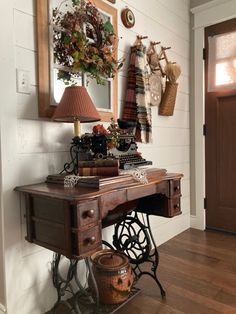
<box><xmin>53</xmin><ymin>0</ymin><xmax>123</xmax><ymax>84</ymax></box>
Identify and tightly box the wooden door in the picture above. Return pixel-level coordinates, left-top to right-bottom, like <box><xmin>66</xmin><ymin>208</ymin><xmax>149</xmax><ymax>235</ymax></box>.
<box><xmin>205</xmin><ymin>18</ymin><xmax>236</xmax><ymax>233</ymax></box>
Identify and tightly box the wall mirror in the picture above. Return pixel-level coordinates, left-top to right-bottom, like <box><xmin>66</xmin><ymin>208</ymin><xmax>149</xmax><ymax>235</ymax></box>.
<box><xmin>36</xmin><ymin>0</ymin><xmax>118</xmax><ymax>121</ymax></box>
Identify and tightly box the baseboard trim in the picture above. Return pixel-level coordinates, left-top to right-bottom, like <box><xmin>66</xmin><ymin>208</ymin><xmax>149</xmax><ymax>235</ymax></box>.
<box><xmin>0</xmin><ymin>303</ymin><xmax>6</xmax><ymax>313</ymax></box>
<box><xmin>190</xmin><ymin>214</ymin><xmax>205</xmax><ymax>230</ymax></box>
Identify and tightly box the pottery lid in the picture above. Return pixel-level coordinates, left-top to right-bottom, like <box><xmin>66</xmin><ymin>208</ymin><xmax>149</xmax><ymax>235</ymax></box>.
<box><xmin>91</xmin><ymin>249</ymin><xmax>129</xmax><ymax>271</ymax></box>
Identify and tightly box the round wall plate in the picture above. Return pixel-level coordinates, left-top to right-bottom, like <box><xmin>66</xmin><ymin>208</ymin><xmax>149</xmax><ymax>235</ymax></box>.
<box><xmin>121</xmin><ymin>8</ymin><xmax>135</xmax><ymax>28</ymax></box>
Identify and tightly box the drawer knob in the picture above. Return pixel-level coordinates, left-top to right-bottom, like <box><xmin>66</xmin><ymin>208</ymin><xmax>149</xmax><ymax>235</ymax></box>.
<box><xmin>174</xmin><ymin>204</ymin><xmax>180</xmax><ymax>209</ymax></box>
<box><xmin>174</xmin><ymin>186</ymin><xmax>180</xmax><ymax>191</ymax></box>
<box><xmin>86</xmin><ymin>209</ymin><xmax>95</xmax><ymax>218</ymax></box>
<box><xmin>87</xmin><ymin>236</ymin><xmax>96</xmax><ymax>245</ymax></box>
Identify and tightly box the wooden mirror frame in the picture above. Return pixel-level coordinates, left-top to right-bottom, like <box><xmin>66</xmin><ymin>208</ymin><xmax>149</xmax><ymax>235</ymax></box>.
<box><xmin>36</xmin><ymin>0</ymin><xmax>118</xmax><ymax>122</ymax></box>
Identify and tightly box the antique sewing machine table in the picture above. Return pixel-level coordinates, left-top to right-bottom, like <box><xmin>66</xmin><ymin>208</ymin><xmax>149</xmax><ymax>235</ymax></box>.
<box><xmin>15</xmin><ymin>169</ymin><xmax>183</xmax><ymax>313</ymax></box>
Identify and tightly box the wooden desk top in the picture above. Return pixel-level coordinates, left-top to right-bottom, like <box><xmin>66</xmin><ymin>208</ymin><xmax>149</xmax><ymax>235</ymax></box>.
<box><xmin>15</xmin><ymin>172</ymin><xmax>183</xmax><ymax>201</ymax></box>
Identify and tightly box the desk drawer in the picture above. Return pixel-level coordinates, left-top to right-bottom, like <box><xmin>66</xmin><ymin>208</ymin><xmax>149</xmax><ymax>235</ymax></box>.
<box><xmin>136</xmin><ymin>194</ymin><xmax>181</xmax><ymax>218</ymax></box>
<box><xmin>72</xmin><ymin>200</ymin><xmax>99</xmax><ymax>228</ymax></box>
<box><xmin>127</xmin><ymin>184</ymin><xmax>156</xmax><ymax>201</ymax></box>
<box><xmin>72</xmin><ymin>224</ymin><xmax>102</xmax><ymax>257</ymax></box>
<box><xmin>169</xmin><ymin>179</ymin><xmax>181</xmax><ymax>197</ymax></box>
<box><xmin>168</xmin><ymin>196</ymin><xmax>182</xmax><ymax>217</ymax></box>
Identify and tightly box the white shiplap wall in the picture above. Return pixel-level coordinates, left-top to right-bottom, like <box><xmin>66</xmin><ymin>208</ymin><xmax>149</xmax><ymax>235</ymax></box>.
<box><xmin>0</xmin><ymin>0</ymin><xmax>190</xmax><ymax>313</ymax></box>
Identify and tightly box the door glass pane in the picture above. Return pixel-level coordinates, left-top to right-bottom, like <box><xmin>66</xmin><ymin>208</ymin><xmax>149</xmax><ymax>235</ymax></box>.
<box><xmin>208</xmin><ymin>31</ymin><xmax>236</xmax><ymax>91</ymax></box>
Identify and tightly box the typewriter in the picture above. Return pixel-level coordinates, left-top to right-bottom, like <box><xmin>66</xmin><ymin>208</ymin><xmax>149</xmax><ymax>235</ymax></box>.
<box><xmin>108</xmin><ymin>134</ymin><xmax>152</xmax><ymax>170</ymax></box>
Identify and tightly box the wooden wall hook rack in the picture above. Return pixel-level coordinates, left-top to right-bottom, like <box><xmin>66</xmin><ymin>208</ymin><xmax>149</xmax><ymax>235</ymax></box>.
<box><xmin>162</xmin><ymin>46</ymin><xmax>171</xmax><ymax>50</ymax></box>
<box><xmin>137</xmin><ymin>35</ymin><xmax>148</xmax><ymax>40</ymax></box>
<box><xmin>151</xmin><ymin>41</ymin><xmax>161</xmax><ymax>46</ymax></box>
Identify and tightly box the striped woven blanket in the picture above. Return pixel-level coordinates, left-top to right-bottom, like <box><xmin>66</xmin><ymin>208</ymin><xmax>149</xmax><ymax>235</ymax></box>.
<box><xmin>122</xmin><ymin>44</ymin><xmax>152</xmax><ymax>143</ymax></box>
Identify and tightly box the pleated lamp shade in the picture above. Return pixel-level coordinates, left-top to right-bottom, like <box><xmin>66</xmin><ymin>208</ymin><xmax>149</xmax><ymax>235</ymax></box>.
<box><xmin>53</xmin><ymin>86</ymin><xmax>101</xmax><ymax>123</ymax></box>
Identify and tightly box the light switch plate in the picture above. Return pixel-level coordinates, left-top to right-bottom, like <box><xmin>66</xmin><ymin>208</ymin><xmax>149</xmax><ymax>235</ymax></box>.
<box><xmin>16</xmin><ymin>69</ymin><xmax>31</xmax><ymax>94</ymax></box>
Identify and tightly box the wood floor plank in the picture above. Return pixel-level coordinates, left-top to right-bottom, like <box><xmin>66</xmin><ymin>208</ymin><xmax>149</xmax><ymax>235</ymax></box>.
<box><xmin>117</xmin><ymin>229</ymin><xmax>236</xmax><ymax>314</ymax></box>
<box><xmin>159</xmin><ymin>252</ymin><xmax>236</xmax><ymax>295</ymax></box>
<box><xmin>159</xmin><ymin>242</ymin><xmax>236</xmax><ymax>283</ymax></box>
<box><xmin>174</xmin><ymin>229</ymin><xmax>236</xmax><ymax>252</ymax></box>
<box><xmin>165</xmin><ymin>237</ymin><xmax>236</xmax><ymax>268</ymax></box>
<box><xmin>167</xmin><ymin>285</ymin><xmax>236</xmax><ymax>314</ymax></box>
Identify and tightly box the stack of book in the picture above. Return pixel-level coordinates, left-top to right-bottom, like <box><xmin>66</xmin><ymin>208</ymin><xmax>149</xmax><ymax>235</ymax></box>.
<box><xmin>78</xmin><ymin>159</ymin><xmax>119</xmax><ymax>177</ymax></box>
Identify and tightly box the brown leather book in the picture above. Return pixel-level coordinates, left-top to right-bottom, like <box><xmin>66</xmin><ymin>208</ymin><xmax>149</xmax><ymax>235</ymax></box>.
<box><xmin>79</xmin><ymin>166</ymin><xmax>119</xmax><ymax>177</ymax></box>
<box><xmin>78</xmin><ymin>159</ymin><xmax>119</xmax><ymax>168</ymax></box>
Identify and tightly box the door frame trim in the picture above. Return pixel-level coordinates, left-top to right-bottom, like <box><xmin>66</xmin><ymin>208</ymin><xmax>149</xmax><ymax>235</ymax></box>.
<box><xmin>190</xmin><ymin>0</ymin><xmax>236</xmax><ymax>230</ymax></box>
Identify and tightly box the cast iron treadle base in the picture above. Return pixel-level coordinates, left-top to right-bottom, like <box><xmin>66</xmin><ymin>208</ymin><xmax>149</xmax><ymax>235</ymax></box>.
<box><xmin>76</xmin><ymin>287</ymin><xmax>140</xmax><ymax>314</ymax></box>
<box><xmin>50</xmin><ymin>253</ymin><xmax>140</xmax><ymax>314</ymax></box>
<box><xmin>97</xmin><ymin>287</ymin><xmax>140</xmax><ymax>314</ymax></box>
<box><xmin>112</xmin><ymin>211</ymin><xmax>166</xmax><ymax>297</ymax></box>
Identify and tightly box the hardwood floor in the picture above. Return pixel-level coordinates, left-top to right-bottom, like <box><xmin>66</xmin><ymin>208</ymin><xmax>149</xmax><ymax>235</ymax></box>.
<box><xmin>116</xmin><ymin>228</ymin><xmax>236</xmax><ymax>314</ymax></box>
<box><xmin>46</xmin><ymin>228</ymin><xmax>236</xmax><ymax>314</ymax></box>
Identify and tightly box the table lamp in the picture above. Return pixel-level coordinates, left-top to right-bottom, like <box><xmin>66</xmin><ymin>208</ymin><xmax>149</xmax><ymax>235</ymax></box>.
<box><xmin>53</xmin><ymin>86</ymin><xmax>101</xmax><ymax>174</ymax></box>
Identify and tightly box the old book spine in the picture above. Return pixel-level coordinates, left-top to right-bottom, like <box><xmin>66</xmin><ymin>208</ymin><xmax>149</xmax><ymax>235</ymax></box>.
<box><xmin>78</xmin><ymin>159</ymin><xmax>119</xmax><ymax>168</ymax></box>
<box><xmin>79</xmin><ymin>166</ymin><xmax>119</xmax><ymax>177</ymax></box>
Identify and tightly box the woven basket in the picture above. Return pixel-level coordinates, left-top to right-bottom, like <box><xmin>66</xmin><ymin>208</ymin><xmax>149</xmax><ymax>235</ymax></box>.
<box><xmin>159</xmin><ymin>81</ymin><xmax>178</xmax><ymax>116</ymax></box>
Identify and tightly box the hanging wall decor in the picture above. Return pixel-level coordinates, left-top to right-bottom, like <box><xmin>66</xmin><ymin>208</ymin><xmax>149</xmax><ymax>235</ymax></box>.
<box><xmin>158</xmin><ymin>61</ymin><xmax>181</xmax><ymax>116</ymax></box>
<box><xmin>121</xmin><ymin>8</ymin><xmax>135</xmax><ymax>28</ymax></box>
<box><xmin>53</xmin><ymin>0</ymin><xmax>122</xmax><ymax>85</ymax></box>
<box><xmin>147</xmin><ymin>41</ymin><xmax>163</xmax><ymax>107</ymax></box>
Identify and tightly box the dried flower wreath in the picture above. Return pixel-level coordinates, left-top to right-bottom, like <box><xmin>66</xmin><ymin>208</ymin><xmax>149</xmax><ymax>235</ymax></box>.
<box><xmin>53</xmin><ymin>0</ymin><xmax>123</xmax><ymax>84</ymax></box>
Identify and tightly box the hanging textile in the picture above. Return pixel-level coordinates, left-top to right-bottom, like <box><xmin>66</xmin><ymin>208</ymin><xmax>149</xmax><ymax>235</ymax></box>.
<box><xmin>122</xmin><ymin>43</ymin><xmax>152</xmax><ymax>143</ymax></box>
<box><xmin>147</xmin><ymin>43</ymin><xmax>163</xmax><ymax>107</ymax></box>
<box><xmin>135</xmin><ymin>44</ymin><xmax>152</xmax><ymax>143</ymax></box>
<box><xmin>149</xmin><ymin>73</ymin><xmax>163</xmax><ymax>106</ymax></box>
<box><xmin>122</xmin><ymin>46</ymin><xmax>137</xmax><ymax>122</ymax></box>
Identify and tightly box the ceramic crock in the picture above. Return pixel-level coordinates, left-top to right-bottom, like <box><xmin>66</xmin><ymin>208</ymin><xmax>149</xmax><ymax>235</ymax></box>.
<box><xmin>90</xmin><ymin>249</ymin><xmax>134</xmax><ymax>304</ymax></box>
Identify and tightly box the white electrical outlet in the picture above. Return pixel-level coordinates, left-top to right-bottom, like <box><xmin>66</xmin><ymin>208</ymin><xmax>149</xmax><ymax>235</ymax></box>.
<box><xmin>16</xmin><ymin>69</ymin><xmax>31</xmax><ymax>94</ymax></box>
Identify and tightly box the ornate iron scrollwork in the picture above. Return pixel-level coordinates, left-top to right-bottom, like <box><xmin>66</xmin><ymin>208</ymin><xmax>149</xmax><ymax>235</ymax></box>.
<box><xmin>51</xmin><ymin>254</ymin><xmax>99</xmax><ymax>314</ymax></box>
<box><xmin>113</xmin><ymin>213</ymin><xmax>151</xmax><ymax>264</ymax></box>
<box><xmin>112</xmin><ymin>211</ymin><xmax>166</xmax><ymax>297</ymax></box>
